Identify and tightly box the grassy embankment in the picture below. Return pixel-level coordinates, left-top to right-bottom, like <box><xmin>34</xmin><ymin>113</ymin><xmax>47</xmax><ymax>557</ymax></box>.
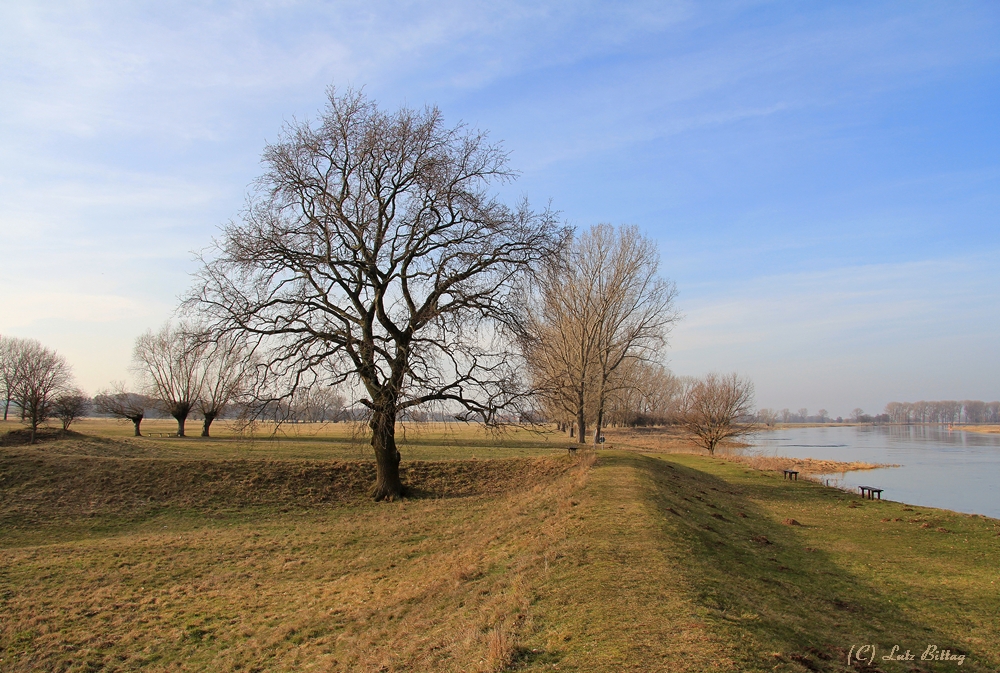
<box><xmin>1</xmin><ymin>419</ymin><xmax>997</xmax><ymax>672</ymax></box>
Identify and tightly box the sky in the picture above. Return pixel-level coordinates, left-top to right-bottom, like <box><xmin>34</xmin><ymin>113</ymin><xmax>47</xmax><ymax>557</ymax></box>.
<box><xmin>1</xmin><ymin>0</ymin><xmax>998</xmax><ymax>418</ymax></box>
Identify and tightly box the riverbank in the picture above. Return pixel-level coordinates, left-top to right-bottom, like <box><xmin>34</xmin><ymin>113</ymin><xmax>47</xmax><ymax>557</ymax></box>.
<box><xmin>714</xmin><ymin>453</ymin><xmax>895</xmax><ymax>474</ymax></box>
<box><xmin>602</xmin><ymin>426</ymin><xmax>892</xmax><ymax>475</ymax></box>
<box><xmin>952</xmin><ymin>424</ymin><xmax>1000</xmax><ymax>434</ymax></box>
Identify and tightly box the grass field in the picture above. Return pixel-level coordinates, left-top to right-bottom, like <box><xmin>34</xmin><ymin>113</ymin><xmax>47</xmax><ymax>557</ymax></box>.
<box><xmin>1</xmin><ymin>419</ymin><xmax>997</xmax><ymax>671</ymax></box>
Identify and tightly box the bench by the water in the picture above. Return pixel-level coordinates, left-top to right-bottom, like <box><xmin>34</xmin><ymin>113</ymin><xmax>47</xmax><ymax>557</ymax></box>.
<box><xmin>783</xmin><ymin>469</ymin><xmax>799</xmax><ymax>480</ymax></box>
<box><xmin>859</xmin><ymin>486</ymin><xmax>883</xmax><ymax>500</ymax></box>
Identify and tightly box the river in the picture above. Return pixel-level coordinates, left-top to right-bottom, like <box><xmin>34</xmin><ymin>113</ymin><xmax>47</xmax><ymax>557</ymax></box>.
<box><xmin>748</xmin><ymin>425</ymin><xmax>1000</xmax><ymax>519</ymax></box>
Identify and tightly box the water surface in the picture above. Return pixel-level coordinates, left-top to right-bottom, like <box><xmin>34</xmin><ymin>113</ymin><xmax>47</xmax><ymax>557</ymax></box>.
<box><xmin>748</xmin><ymin>425</ymin><xmax>1000</xmax><ymax>518</ymax></box>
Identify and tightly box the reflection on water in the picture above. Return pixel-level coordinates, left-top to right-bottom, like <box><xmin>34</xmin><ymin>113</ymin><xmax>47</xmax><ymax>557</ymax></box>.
<box><xmin>749</xmin><ymin>425</ymin><xmax>1000</xmax><ymax>518</ymax></box>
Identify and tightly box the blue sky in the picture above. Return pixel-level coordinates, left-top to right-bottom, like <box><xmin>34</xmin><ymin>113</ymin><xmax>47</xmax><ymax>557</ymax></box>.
<box><xmin>1</xmin><ymin>1</ymin><xmax>998</xmax><ymax>417</ymax></box>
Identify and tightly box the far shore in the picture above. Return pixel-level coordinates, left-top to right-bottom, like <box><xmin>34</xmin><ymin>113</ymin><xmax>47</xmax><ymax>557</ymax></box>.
<box><xmin>950</xmin><ymin>424</ymin><xmax>1000</xmax><ymax>434</ymax></box>
<box><xmin>767</xmin><ymin>422</ymin><xmax>1000</xmax><ymax>431</ymax></box>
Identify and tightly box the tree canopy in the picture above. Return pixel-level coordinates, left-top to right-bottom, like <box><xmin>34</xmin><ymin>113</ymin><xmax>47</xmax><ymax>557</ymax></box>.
<box><xmin>189</xmin><ymin>88</ymin><xmax>566</xmax><ymax>499</ymax></box>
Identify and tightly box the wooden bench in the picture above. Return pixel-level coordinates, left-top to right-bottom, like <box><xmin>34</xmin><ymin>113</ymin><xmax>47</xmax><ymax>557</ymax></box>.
<box><xmin>782</xmin><ymin>469</ymin><xmax>799</xmax><ymax>481</ymax></box>
<box><xmin>859</xmin><ymin>486</ymin><xmax>883</xmax><ymax>500</ymax></box>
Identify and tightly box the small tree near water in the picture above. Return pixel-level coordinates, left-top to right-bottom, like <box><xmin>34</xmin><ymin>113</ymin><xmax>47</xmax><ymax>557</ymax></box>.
<box><xmin>680</xmin><ymin>372</ymin><xmax>756</xmax><ymax>455</ymax></box>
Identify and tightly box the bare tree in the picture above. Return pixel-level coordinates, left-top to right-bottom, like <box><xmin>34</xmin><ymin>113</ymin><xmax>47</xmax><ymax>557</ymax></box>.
<box><xmin>604</xmin><ymin>360</ymin><xmax>682</xmax><ymax>427</ymax></box>
<box><xmin>52</xmin><ymin>389</ymin><xmax>89</xmax><ymax>431</ymax></box>
<box><xmin>680</xmin><ymin>372</ymin><xmax>756</xmax><ymax>455</ymax></box>
<box><xmin>94</xmin><ymin>383</ymin><xmax>154</xmax><ymax>436</ymax></box>
<box><xmin>195</xmin><ymin>332</ymin><xmax>253</xmax><ymax>437</ymax></box>
<box><xmin>133</xmin><ymin>323</ymin><xmax>205</xmax><ymax>437</ymax></box>
<box><xmin>0</xmin><ymin>335</ymin><xmax>28</xmax><ymax>421</ymax></box>
<box><xmin>188</xmin><ymin>88</ymin><xmax>564</xmax><ymax>500</ymax></box>
<box><xmin>519</xmin><ymin>224</ymin><xmax>678</xmax><ymax>444</ymax></box>
<box><xmin>757</xmin><ymin>408</ymin><xmax>778</xmax><ymax>427</ymax></box>
<box><xmin>294</xmin><ymin>385</ymin><xmax>346</xmax><ymax>423</ymax></box>
<box><xmin>584</xmin><ymin>225</ymin><xmax>678</xmax><ymax>443</ymax></box>
<box><xmin>518</xmin><ymin>276</ymin><xmax>594</xmax><ymax>442</ymax></box>
<box><xmin>15</xmin><ymin>340</ymin><xmax>73</xmax><ymax>443</ymax></box>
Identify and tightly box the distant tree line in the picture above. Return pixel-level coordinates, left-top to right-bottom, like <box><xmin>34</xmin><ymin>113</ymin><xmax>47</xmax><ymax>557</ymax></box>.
<box><xmin>884</xmin><ymin>400</ymin><xmax>1000</xmax><ymax>424</ymax></box>
<box><xmin>756</xmin><ymin>407</ymin><xmax>899</xmax><ymax>425</ymax></box>
<box><xmin>99</xmin><ymin>323</ymin><xmax>354</xmax><ymax>438</ymax></box>
<box><xmin>756</xmin><ymin>408</ymin><xmax>838</xmax><ymax>425</ymax></box>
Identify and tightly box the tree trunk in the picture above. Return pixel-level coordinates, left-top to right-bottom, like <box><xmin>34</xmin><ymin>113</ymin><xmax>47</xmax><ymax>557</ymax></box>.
<box><xmin>576</xmin><ymin>406</ymin><xmax>587</xmax><ymax>445</ymax></box>
<box><xmin>593</xmin><ymin>374</ymin><xmax>610</xmax><ymax>445</ymax></box>
<box><xmin>370</xmin><ymin>406</ymin><xmax>404</xmax><ymax>501</ymax></box>
<box><xmin>131</xmin><ymin>416</ymin><xmax>143</xmax><ymax>437</ymax></box>
<box><xmin>593</xmin><ymin>404</ymin><xmax>604</xmax><ymax>446</ymax></box>
<box><xmin>201</xmin><ymin>411</ymin><xmax>217</xmax><ymax>437</ymax></box>
<box><xmin>174</xmin><ymin>413</ymin><xmax>187</xmax><ymax>437</ymax></box>
<box><xmin>3</xmin><ymin>398</ymin><xmax>8</xmax><ymax>421</ymax></box>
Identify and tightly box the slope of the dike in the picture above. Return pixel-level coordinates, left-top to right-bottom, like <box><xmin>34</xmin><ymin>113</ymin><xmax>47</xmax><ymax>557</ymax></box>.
<box><xmin>0</xmin><ymin>439</ymin><xmax>568</xmax><ymax>527</ymax></box>
<box><xmin>516</xmin><ymin>451</ymin><xmax>999</xmax><ymax>672</ymax></box>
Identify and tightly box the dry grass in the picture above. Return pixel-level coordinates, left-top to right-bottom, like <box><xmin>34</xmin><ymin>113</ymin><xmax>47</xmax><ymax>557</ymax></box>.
<box><xmin>713</xmin><ymin>453</ymin><xmax>895</xmax><ymax>474</ymax></box>
<box><xmin>631</xmin><ymin>452</ymin><xmax>1000</xmax><ymax>672</ymax></box>
<box><xmin>0</xmin><ymin>417</ymin><xmax>566</xmax><ymax>462</ymax></box>
<box><xmin>0</xmin><ymin>439</ymin><xmax>588</xmax><ymax>672</ymax></box>
<box><xmin>484</xmin><ymin>621</ymin><xmax>517</xmax><ymax>672</ymax></box>
<box><xmin>953</xmin><ymin>424</ymin><xmax>1000</xmax><ymax>434</ymax></box>
<box><xmin>601</xmin><ymin>426</ymin><xmax>892</xmax><ymax>474</ymax></box>
<box><xmin>2</xmin><ymin>424</ymin><xmax>998</xmax><ymax>671</ymax></box>
<box><xmin>600</xmin><ymin>425</ymin><xmax>699</xmax><ymax>452</ymax></box>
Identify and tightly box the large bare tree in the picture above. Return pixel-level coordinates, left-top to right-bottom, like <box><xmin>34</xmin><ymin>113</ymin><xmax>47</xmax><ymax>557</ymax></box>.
<box><xmin>680</xmin><ymin>372</ymin><xmax>756</xmax><ymax>455</ymax></box>
<box><xmin>133</xmin><ymin>323</ymin><xmax>205</xmax><ymax>437</ymax></box>
<box><xmin>519</xmin><ymin>224</ymin><xmax>678</xmax><ymax>443</ymax></box>
<box><xmin>188</xmin><ymin>88</ymin><xmax>564</xmax><ymax>500</ymax></box>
